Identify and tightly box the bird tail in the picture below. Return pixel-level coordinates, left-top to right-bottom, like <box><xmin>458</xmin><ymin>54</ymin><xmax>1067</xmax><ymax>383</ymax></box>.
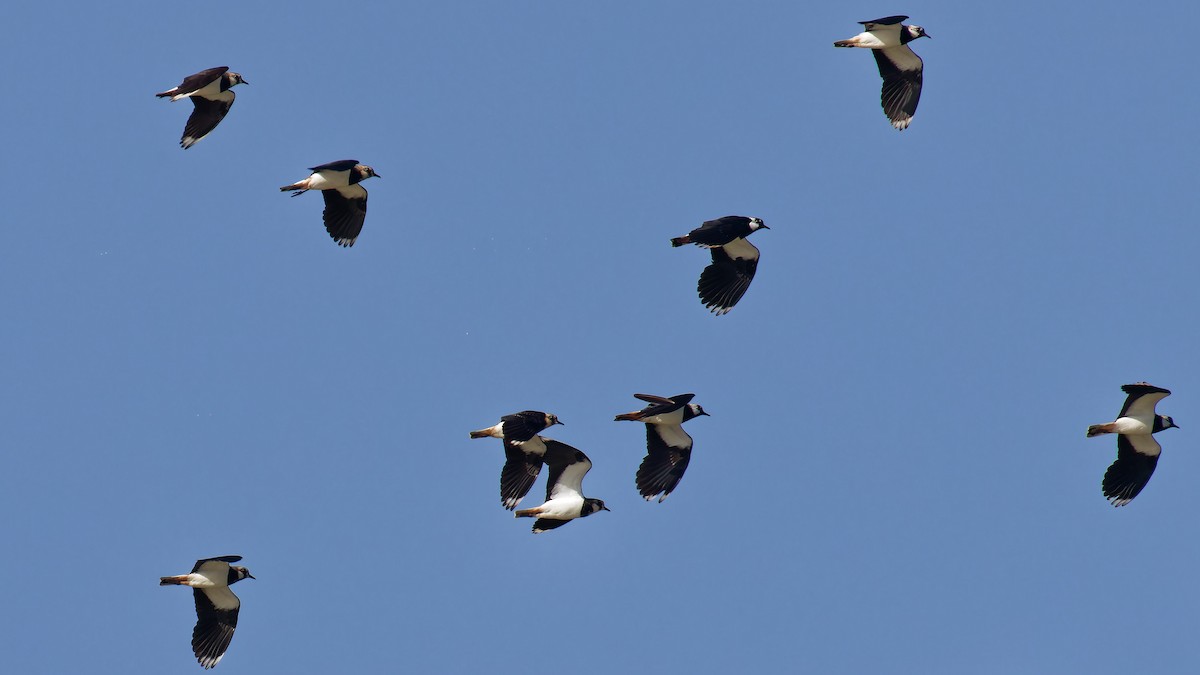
<box><xmin>279</xmin><ymin>181</ymin><xmax>309</xmax><ymax>194</ymax></box>
<box><xmin>159</xmin><ymin>575</ymin><xmax>188</xmax><ymax>586</ymax></box>
<box><xmin>833</xmin><ymin>39</ymin><xmax>856</xmax><ymax>48</ymax></box>
<box><xmin>670</xmin><ymin>236</ymin><xmax>691</xmax><ymax>247</ymax></box>
<box><xmin>614</xmin><ymin>412</ymin><xmax>643</xmax><ymax>422</ymax></box>
<box><xmin>470</xmin><ymin>423</ymin><xmax>503</xmax><ymax>439</ymax></box>
<box><xmin>1087</xmin><ymin>423</ymin><xmax>1116</xmax><ymax>437</ymax></box>
<box><xmin>154</xmin><ymin>90</ymin><xmax>173</xmax><ymax>98</ymax></box>
<box><xmin>513</xmin><ymin>507</ymin><xmax>542</xmax><ymax>518</ymax></box>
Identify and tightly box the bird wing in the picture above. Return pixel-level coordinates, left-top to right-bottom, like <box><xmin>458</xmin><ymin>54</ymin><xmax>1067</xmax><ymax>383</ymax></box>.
<box><xmin>872</xmin><ymin>46</ymin><xmax>923</xmax><ymax>130</ymax></box>
<box><xmin>180</xmin><ymin>94</ymin><xmax>234</xmax><ymax>149</ymax></box>
<box><xmin>1102</xmin><ymin>434</ymin><xmax>1162</xmax><ymax>506</ymax></box>
<box><xmin>192</xmin><ymin>586</ymin><xmax>240</xmax><ymax>669</ymax></box>
<box><xmin>632</xmin><ymin>393</ymin><xmax>695</xmax><ymax>418</ymax></box>
<box><xmin>162</xmin><ymin>67</ymin><xmax>229</xmax><ymax>97</ymax></box>
<box><xmin>532</xmin><ymin>518</ymin><xmax>573</xmax><ymax>533</ymax></box>
<box><xmin>500</xmin><ymin>436</ymin><xmax>546</xmax><ymax>510</ymax></box>
<box><xmin>860</xmin><ymin>16</ymin><xmax>908</xmax><ymax>30</ymax></box>
<box><xmin>698</xmin><ymin>244</ymin><xmax>759</xmax><ymax>315</ymax></box>
<box><xmin>689</xmin><ymin>217</ymin><xmax>749</xmax><ymax>247</ymax></box>
<box><xmin>636</xmin><ymin>423</ymin><xmax>694</xmax><ymax>502</ymax></box>
<box><xmin>542</xmin><ymin>439</ymin><xmax>592</xmax><ymax>502</ymax></box>
<box><xmin>307</xmin><ymin>159</ymin><xmax>360</xmax><ymax>172</ymax></box>
<box><xmin>634</xmin><ymin>393</ymin><xmax>678</xmax><ymax>406</ymax></box>
<box><xmin>1118</xmin><ymin>383</ymin><xmax>1171</xmax><ymax>419</ymax></box>
<box><xmin>500</xmin><ymin>411</ymin><xmax>549</xmax><ymax>443</ymax></box>
<box><xmin>322</xmin><ymin>185</ymin><xmax>368</xmax><ymax>247</ymax></box>
<box><xmin>190</xmin><ymin>556</ymin><xmax>241</xmax><ymax>574</ymax></box>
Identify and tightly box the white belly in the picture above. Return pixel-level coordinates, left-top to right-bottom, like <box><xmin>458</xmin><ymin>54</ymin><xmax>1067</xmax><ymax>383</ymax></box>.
<box><xmin>308</xmin><ymin>171</ymin><xmax>350</xmax><ymax>190</ymax></box>
<box><xmin>538</xmin><ymin>495</ymin><xmax>584</xmax><ymax>519</ymax></box>
<box><xmin>1113</xmin><ymin>417</ymin><xmax>1152</xmax><ymax>434</ymax></box>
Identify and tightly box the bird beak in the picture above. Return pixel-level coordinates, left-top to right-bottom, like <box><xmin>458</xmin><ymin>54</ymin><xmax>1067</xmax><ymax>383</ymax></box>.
<box><xmin>924</xmin><ymin>33</ymin><xmax>933</xmax><ymax>39</ymax></box>
<box><xmin>760</xmin><ymin>224</ymin><xmax>770</xmax><ymax>229</ymax></box>
<box><xmin>247</xmin><ymin>573</ymin><xmax>256</xmax><ymax>580</ymax></box>
<box><xmin>556</xmin><ymin>420</ymin><xmax>565</xmax><ymax>426</ymax></box>
<box><xmin>242</xmin><ymin>79</ymin><xmax>250</xmax><ymax>85</ymax></box>
<box><xmin>602</xmin><ymin>505</ymin><xmax>611</xmax><ymax>511</ymax></box>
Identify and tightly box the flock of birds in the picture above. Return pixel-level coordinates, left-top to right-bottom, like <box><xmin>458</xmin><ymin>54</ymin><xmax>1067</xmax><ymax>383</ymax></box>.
<box><xmin>149</xmin><ymin>15</ymin><xmax>1182</xmax><ymax>670</ymax></box>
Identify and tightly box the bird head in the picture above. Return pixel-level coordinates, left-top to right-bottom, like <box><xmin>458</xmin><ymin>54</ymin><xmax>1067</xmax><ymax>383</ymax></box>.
<box><xmin>545</xmin><ymin>413</ymin><xmax>564</xmax><ymax>428</ymax></box>
<box><xmin>229</xmin><ymin>72</ymin><xmax>249</xmax><ymax>86</ymax></box>
<box><xmin>1158</xmin><ymin>415</ymin><xmax>1180</xmax><ymax>431</ymax></box>
<box><xmin>232</xmin><ymin>566</ymin><xmax>255</xmax><ymax>582</ymax></box>
<box><xmin>749</xmin><ymin>217</ymin><xmax>769</xmax><ymax>231</ymax></box>
<box><xmin>358</xmin><ymin>165</ymin><xmax>381</xmax><ymax>180</ymax></box>
<box><xmin>584</xmin><ymin>498</ymin><xmax>610</xmax><ymax>515</ymax></box>
<box><xmin>687</xmin><ymin>404</ymin><xmax>710</xmax><ymax>418</ymax></box>
<box><xmin>907</xmin><ymin>25</ymin><xmax>930</xmax><ymax>40</ymax></box>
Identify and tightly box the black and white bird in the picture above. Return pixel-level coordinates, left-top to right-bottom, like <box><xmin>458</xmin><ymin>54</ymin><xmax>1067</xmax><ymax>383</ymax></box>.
<box><xmin>513</xmin><ymin>440</ymin><xmax>609</xmax><ymax>533</ymax></box>
<box><xmin>671</xmin><ymin>216</ymin><xmax>769</xmax><ymax>315</ymax></box>
<box><xmin>160</xmin><ymin>555</ymin><xmax>255</xmax><ymax>669</ymax></box>
<box><xmin>1087</xmin><ymin>382</ymin><xmax>1180</xmax><ymax>506</ymax></box>
<box><xmin>280</xmin><ymin>160</ymin><xmax>381</xmax><ymax>247</ymax></box>
<box><xmin>834</xmin><ymin>16</ymin><xmax>930</xmax><ymax>130</ymax></box>
<box><xmin>615</xmin><ymin>393</ymin><xmax>709</xmax><ymax>502</ymax></box>
<box><xmin>155</xmin><ymin>67</ymin><xmax>248</xmax><ymax>149</ymax></box>
<box><xmin>470</xmin><ymin>411</ymin><xmax>564</xmax><ymax>509</ymax></box>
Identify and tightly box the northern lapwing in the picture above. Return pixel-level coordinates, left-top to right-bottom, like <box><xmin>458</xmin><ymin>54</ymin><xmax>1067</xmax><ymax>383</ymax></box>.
<box><xmin>155</xmin><ymin>67</ymin><xmax>248</xmax><ymax>149</ymax></box>
<box><xmin>470</xmin><ymin>411</ymin><xmax>563</xmax><ymax>509</ymax></box>
<box><xmin>280</xmin><ymin>160</ymin><xmax>381</xmax><ymax>247</ymax></box>
<box><xmin>615</xmin><ymin>393</ymin><xmax>709</xmax><ymax>502</ymax></box>
<box><xmin>834</xmin><ymin>16</ymin><xmax>930</xmax><ymax>130</ymax></box>
<box><xmin>160</xmin><ymin>555</ymin><xmax>254</xmax><ymax>669</ymax></box>
<box><xmin>671</xmin><ymin>216</ymin><xmax>768</xmax><ymax>315</ymax></box>
<box><xmin>1087</xmin><ymin>382</ymin><xmax>1180</xmax><ymax>506</ymax></box>
<box><xmin>514</xmin><ymin>440</ymin><xmax>609</xmax><ymax>533</ymax></box>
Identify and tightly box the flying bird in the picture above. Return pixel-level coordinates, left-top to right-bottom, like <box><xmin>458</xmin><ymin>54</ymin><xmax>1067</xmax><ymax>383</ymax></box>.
<box><xmin>160</xmin><ymin>555</ymin><xmax>255</xmax><ymax>669</ymax></box>
<box><xmin>470</xmin><ymin>411</ymin><xmax>564</xmax><ymax>509</ymax></box>
<box><xmin>280</xmin><ymin>160</ymin><xmax>381</xmax><ymax>247</ymax></box>
<box><xmin>615</xmin><ymin>393</ymin><xmax>709</xmax><ymax>502</ymax></box>
<box><xmin>834</xmin><ymin>16</ymin><xmax>930</xmax><ymax>130</ymax></box>
<box><xmin>514</xmin><ymin>440</ymin><xmax>609</xmax><ymax>533</ymax></box>
<box><xmin>1086</xmin><ymin>382</ymin><xmax>1180</xmax><ymax>506</ymax></box>
<box><xmin>671</xmin><ymin>216</ymin><xmax>769</xmax><ymax>315</ymax></box>
<box><xmin>155</xmin><ymin>67</ymin><xmax>248</xmax><ymax>149</ymax></box>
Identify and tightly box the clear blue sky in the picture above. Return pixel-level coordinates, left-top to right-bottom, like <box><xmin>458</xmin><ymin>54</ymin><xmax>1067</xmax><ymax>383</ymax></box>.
<box><xmin>3</xmin><ymin>2</ymin><xmax>1199</xmax><ymax>673</ymax></box>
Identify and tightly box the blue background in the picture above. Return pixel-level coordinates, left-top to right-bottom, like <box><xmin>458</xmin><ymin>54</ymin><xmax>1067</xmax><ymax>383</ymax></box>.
<box><xmin>3</xmin><ymin>2</ymin><xmax>1198</xmax><ymax>673</ymax></box>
